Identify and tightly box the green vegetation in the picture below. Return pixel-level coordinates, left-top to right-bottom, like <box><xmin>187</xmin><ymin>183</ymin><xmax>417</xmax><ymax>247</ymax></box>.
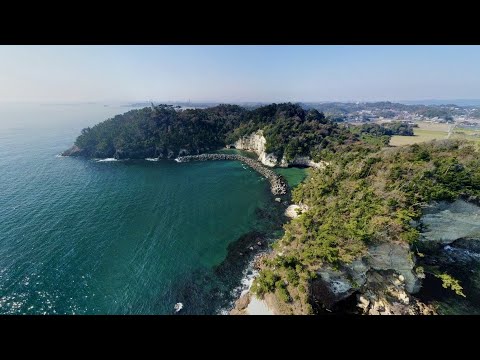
<box><xmin>353</xmin><ymin>122</ymin><xmax>415</xmax><ymax>147</ymax></box>
<box><xmin>69</xmin><ymin>102</ymin><xmax>480</xmax><ymax>312</ymax></box>
<box><xmin>252</xmin><ymin>139</ymin><xmax>480</xmax><ymax>311</ymax></box>
<box><xmin>357</xmin><ymin>122</ymin><xmax>415</xmax><ymax>137</ymax></box>
<box><xmin>70</xmin><ymin>103</ymin><xmax>358</xmax><ymax>161</ymax></box>
<box><xmin>226</xmin><ymin>103</ymin><xmax>358</xmax><ymax>162</ymax></box>
<box><xmin>435</xmin><ymin>273</ymin><xmax>466</xmax><ymax>297</ymax></box>
<box><xmin>390</xmin><ymin>128</ymin><xmax>448</xmax><ymax>146</ymax></box>
<box><xmin>73</xmin><ymin>104</ymin><xmax>246</xmax><ymax>158</ymax></box>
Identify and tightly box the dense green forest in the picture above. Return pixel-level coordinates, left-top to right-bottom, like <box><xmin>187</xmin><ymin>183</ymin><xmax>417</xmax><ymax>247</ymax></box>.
<box><xmin>251</xmin><ymin>139</ymin><xmax>480</xmax><ymax>313</ymax></box>
<box><xmin>70</xmin><ymin>104</ymin><xmax>246</xmax><ymax>158</ymax></box>
<box><xmin>67</xmin><ymin>102</ymin><xmax>417</xmax><ymax>161</ymax></box>
<box><xmin>66</xmin><ymin>103</ymin><xmax>362</xmax><ymax>160</ymax></box>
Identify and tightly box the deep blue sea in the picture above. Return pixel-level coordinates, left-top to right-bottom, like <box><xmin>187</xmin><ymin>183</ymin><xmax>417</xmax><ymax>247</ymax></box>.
<box><xmin>0</xmin><ymin>103</ymin><xmax>284</xmax><ymax>314</ymax></box>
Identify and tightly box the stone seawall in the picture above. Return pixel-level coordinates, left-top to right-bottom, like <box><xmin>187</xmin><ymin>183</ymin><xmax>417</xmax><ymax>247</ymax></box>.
<box><xmin>175</xmin><ymin>154</ymin><xmax>288</xmax><ymax>195</ymax></box>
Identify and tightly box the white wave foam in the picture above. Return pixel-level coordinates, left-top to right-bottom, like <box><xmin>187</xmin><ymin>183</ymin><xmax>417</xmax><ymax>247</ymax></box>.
<box><xmin>444</xmin><ymin>244</ymin><xmax>480</xmax><ymax>259</ymax></box>
<box><xmin>174</xmin><ymin>158</ymin><xmax>181</xmax><ymax>163</ymax></box>
<box><xmin>145</xmin><ymin>158</ymin><xmax>159</xmax><ymax>162</ymax></box>
<box><xmin>217</xmin><ymin>254</ymin><xmax>263</xmax><ymax>315</ymax></box>
<box><xmin>96</xmin><ymin>158</ymin><xmax>117</xmax><ymax>162</ymax></box>
<box><xmin>55</xmin><ymin>154</ymin><xmax>65</xmax><ymax>158</ymax></box>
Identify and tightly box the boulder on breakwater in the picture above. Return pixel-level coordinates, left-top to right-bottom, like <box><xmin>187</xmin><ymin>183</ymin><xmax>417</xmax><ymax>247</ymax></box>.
<box><xmin>175</xmin><ymin>154</ymin><xmax>288</xmax><ymax>195</ymax></box>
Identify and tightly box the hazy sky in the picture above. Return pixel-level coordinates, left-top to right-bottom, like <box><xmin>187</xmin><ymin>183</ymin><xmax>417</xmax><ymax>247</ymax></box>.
<box><xmin>1</xmin><ymin>45</ymin><xmax>480</xmax><ymax>103</ymax></box>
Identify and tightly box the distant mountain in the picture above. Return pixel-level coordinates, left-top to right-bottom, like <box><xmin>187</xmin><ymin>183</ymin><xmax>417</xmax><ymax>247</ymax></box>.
<box><xmin>400</xmin><ymin>99</ymin><xmax>480</xmax><ymax>107</ymax></box>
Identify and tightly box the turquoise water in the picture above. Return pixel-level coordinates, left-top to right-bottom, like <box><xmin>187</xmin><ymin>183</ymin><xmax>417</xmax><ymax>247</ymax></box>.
<box><xmin>214</xmin><ymin>148</ymin><xmax>258</xmax><ymax>159</ymax></box>
<box><xmin>274</xmin><ymin>167</ymin><xmax>310</xmax><ymax>188</ymax></box>
<box><xmin>0</xmin><ymin>104</ymin><xmax>281</xmax><ymax>314</ymax></box>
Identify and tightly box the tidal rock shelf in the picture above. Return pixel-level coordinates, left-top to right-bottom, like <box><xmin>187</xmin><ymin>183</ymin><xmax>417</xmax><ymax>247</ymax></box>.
<box><xmin>175</xmin><ymin>154</ymin><xmax>288</xmax><ymax>195</ymax></box>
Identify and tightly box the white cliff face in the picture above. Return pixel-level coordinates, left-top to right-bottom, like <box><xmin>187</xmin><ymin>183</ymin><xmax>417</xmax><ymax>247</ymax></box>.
<box><xmin>285</xmin><ymin>204</ymin><xmax>309</xmax><ymax>218</ymax></box>
<box><xmin>234</xmin><ymin>130</ymin><xmax>328</xmax><ymax>168</ymax></box>
<box><xmin>279</xmin><ymin>155</ymin><xmax>329</xmax><ymax>169</ymax></box>
<box><xmin>234</xmin><ymin>130</ymin><xmax>278</xmax><ymax>167</ymax></box>
<box><xmin>259</xmin><ymin>153</ymin><xmax>278</xmax><ymax>167</ymax></box>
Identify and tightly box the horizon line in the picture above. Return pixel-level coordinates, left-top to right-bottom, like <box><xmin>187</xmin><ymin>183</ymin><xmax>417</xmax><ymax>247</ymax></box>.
<box><xmin>2</xmin><ymin>98</ymin><xmax>480</xmax><ymax>106</ymax></box>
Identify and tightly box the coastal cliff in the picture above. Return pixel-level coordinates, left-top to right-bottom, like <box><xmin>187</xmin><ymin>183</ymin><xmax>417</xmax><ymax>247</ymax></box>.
<box><xmin>233</xmin><ymin>130</ymin><xmax>327</xmax><ymax>169</ymax></box>
<box><xmin>234</xmin><ymin>130</ymin><xmax>278</xmax><ymax>167</ymax></box>
<box><xmin>239</xmin><ymin>140</ymin><xmax>480</xmax><ymax>315</ymax></box>
<box><xmin>62</xmin><ymin>103</ymin><xmax>480</xmax><ymax>315</ymax></box>
<box><xmin>63</xmin><ymin>103</ymin><xmax>356</xmax><ymax>166</ymax></box>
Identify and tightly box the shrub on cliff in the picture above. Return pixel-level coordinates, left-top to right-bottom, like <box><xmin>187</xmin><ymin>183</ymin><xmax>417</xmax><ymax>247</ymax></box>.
<box><xmin>255</xmin><ymin>139</ymin><xmax>480</xmax><ymax>312</ymax></box>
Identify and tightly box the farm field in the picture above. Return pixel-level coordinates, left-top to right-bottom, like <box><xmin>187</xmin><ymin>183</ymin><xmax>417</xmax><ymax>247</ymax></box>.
<box><xmin>390</xmin><ymin>121</ymin><xmax>480</xmax><ymax>146</ymax></box>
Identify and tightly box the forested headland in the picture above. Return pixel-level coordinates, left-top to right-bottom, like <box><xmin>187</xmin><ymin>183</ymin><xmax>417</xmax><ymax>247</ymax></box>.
<box><xmin>64</xmin><ymin>103</ymin><xmax>411</xmax><ymax>162</ymax></box>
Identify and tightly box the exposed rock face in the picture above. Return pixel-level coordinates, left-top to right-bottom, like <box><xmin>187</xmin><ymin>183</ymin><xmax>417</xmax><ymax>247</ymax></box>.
<box><xmin>285</xmin><ymin>204</ymin><xmax>309</xmax><ymax>218</ymax></box>
<box><xmin>365</xmin><ymin>242</ymin><xmax>420</xmax><ymax>294</ymax></box>
<box><xmin>310</xmin><ymin>266</ymin><xmax>435</xmax><ymax>315</ymax></box>
<box><xmin>61</xmin><ymin>145</ymin><xmax>85</xmax><ymax>157</ymax></box>
<box><xmin>230</xmin><ymin>293</ymin><xmax>251</xmax><ymax>315</ymax></box>
<box><xmin>357</xmin><ymin>271</ymin><xmax>436</xmax><ymax>315</ymax></box>
<box><xmin>234</xmin><ymin>130</ymin><xmax>277</xmax><ymax>167</ymax></box>
<box><xmin>230</xmin><ymin>293</ymin><xmax>277</xmax><ymax>315</ymax></box>
<box><xmin>234</xmin><ymin>130</ymin><xmax>325</xmax><ymax>168</ymax></box>
<box><xmin>310</xmin><ymin>268</ymin><xmax>356</xmax><ymax>309</ymax></box>
<box><xmin>310</xmin><ymin>242</ymin><xmax>424</xmax><ymax>313</ymax></box>
<box><xmin>420</xmin><ymin>200</ymin><xmax>480</xmax><ymax>244</ymax></box>
<box><xmin>175</xmin><ymin>154</ymin><xmax>288</xmax><ymax>195</ymax></box>
<box><xmin>280</xmin><ymin>155</ymin><xmax>328</xmax><ymax>169</ymax></box>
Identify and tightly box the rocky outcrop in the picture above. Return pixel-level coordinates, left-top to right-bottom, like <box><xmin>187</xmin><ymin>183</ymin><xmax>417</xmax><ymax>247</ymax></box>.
<box><xmin>420</xmin><ymin>200</ymin><xmax>480</xmax><ymax>244</ymax></box>
<box><xmin>280</xmin><ymin>155</ymin><xmax>328</xmax><ymax>169</ymax></box>
<box><xmin>285</xmin><ymin>204</ymin><xmax>309</xmax><ymax>218</ymax></box>
<box><xmin>310</xmin><ymin>267</ymin><xmax>356</xmax><ymax>309</ymax></box>
<box><xmin>234</xmin><ymin>130</ymin><xmax>278</xmax><ymax>167</ymax></box>
<box><xmin>356</xmin><ymin>271</ymin><xmax>436</xmax><ymax>315</ymax></box>
<box><xmin>230</xmin><ymin>292</ymin><xmax>277</xmax><ymax>315</ymax></box>
<box><xmin>310</xmin><ymin>241</ymin><xmax>423</xmax><ymax>313</ymax></box>
<box><xmin>61</xmin><ymin>145</ymin><xmax>85</xmax><ymax>157</ymax></box>
<box><xmin>175</xmin><ymin>154</ymin><xmax>288</xmax><ymax>195</ymax></box>
<box><xmin>230</xmin><ymin>293</ymin><xmax>251</xmax><ymax>315</ymax></box>
<box><xmin>234</xmin><ymin>130</ymin><xmax>326</xmax><ymax>168</ymax></box>
<box><xmin>365</xmin><ymin>242</ymin><xmax>420</xmax><ymax>293</ymax></box>
<box><xmin>62</xmin><ymin>145</ymin><xmax>201</xmax><ymax>160</ymax></box>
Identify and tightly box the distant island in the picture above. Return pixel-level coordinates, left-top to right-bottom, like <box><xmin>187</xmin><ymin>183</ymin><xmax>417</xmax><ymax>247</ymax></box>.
<box><xmin>64</xmin><ymin>102</ymin><xmax>480</xmax><ymax>315</ymax></box>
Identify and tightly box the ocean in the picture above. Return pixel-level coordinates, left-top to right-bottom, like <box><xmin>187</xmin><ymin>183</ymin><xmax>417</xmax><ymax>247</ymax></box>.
<box><xmin>0</xmin><ymin>103</ymin><xmax>286</xmax><ymax>314</ymax></box>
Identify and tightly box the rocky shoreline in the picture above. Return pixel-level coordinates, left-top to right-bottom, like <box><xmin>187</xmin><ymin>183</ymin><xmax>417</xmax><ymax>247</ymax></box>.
<box><xmin>175</xmin><ymin>154</ymin><xmax>288</xmax><ymax>195</ymax></box>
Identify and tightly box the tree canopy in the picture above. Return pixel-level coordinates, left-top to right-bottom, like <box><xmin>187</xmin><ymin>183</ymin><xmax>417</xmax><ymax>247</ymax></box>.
<box><xmin>69</xmin><ymin>103</ymin><xmax>358</xmax><ymax>160</ymax></box>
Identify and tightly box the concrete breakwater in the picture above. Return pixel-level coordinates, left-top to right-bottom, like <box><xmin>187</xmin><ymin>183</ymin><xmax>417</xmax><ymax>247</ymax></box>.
<box><xmin>175</xmin><ymin>154</ymin><xmax>288</xmax><ymax>195</ymax></box>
